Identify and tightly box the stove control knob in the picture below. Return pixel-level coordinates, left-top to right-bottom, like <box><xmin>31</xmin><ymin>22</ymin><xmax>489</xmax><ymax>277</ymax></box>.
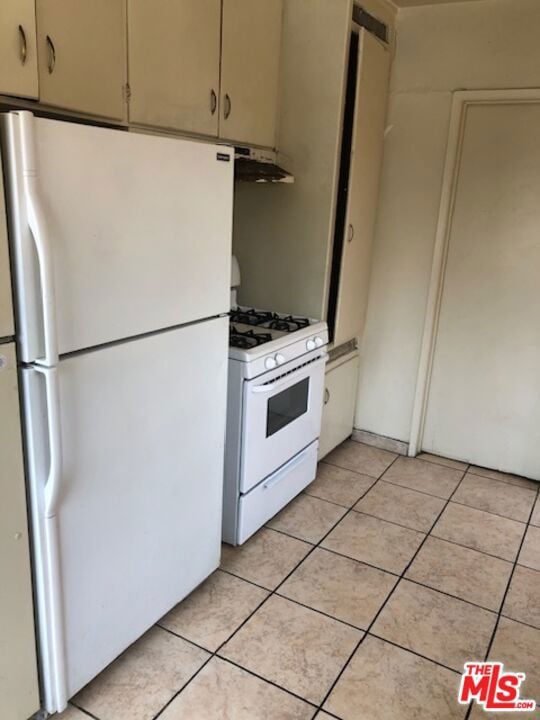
<box><xmin>275</xmin><ymin>353</ymin><xmax>286</xmax><ymax>365</ymax></box>
<box><xmin>314</xmin><ymin>336</ymin><xmax>324</xmax><ymax>348</ymax></box>
<box><xmin>306</xmin><ymin>339</ymin><xmax>316</xmax><ymax>351</ymax></box>
<box><xmin>265</xmin><ymin>356</ymin><xmax>277</xmax><ymax>370</ymax></box>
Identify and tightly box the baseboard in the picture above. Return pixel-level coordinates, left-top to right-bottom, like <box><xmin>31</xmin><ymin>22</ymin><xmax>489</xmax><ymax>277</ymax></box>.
<box><xmin>352</xmin><ymin>429</ymin><xmax>409</xmax><ymax>456</ymax></box>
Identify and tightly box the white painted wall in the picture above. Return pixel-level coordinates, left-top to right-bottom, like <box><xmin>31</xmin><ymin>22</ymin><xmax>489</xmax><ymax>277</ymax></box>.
<box><xmin>355</xmin><ymin>0</ymin><xmax>540</xmax><ymax>442</ymax></box>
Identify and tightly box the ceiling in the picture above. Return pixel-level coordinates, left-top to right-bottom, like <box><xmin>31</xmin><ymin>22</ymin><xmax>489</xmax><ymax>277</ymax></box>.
<box><xmin>392</xmin><ymin>0</ymin><xmax>484</xmax><ymax>6</ymax></box>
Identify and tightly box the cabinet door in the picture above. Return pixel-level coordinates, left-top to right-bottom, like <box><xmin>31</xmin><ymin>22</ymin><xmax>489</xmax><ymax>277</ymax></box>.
<box><xmin>0</xmin><ymin>344</ymin><xmax>40</xmax><ymax>720</ymax></box>
<box><xmin>318</xmin><ymin>354</ymin><xmax>360</xmax><ymax>460</ymax></box>
<box><xmin>0</xmin><ymin>0</ymin><xmax>38</xmax><ymax>99</ymax></box>
<box><xmin>220</xmin><ymin>0</ymin><xmax>282</xmax><ymax>148</ymax></box>
<box><xmin>128</xmin><ymin>0</ymin><xmax>221</xmax><ymax>136</ymax></box>
<box><xmin>333</xmin><ymin>30</ymin><xmax>390</xmax><ymax>348</ymax></box>
<box><xmin>36</xmin><ymin>0</ymin><xmax>127</xmax><ymax>120</ymax></box>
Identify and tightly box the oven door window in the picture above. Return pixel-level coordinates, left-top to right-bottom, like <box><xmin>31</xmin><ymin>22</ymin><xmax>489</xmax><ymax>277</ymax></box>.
<box><xmin>266</xmin><ymin>377</ymin><xmax>310</xmax><ymax>438</ymax></box>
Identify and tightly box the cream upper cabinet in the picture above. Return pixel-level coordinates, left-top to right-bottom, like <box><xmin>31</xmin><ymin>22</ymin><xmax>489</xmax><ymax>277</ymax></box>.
<box><xmin>128</xmin><ymin>1</ymin><xmax>221</xmax><ymax>136</ymax></box>
<box><xmin>333</xmin><ymin>30</ymin><xmax>390</xmax><ymax>348</ymax></box>
<box><xmin>36</xmin><ymin>0</ymin><xmax>127</xmax><ymax>121</ymax></box>
<box><xmin>0</xmin><ymin>0</ymin><xmax>39</xmax><ymax>99</ymax></box>
<box><xmin>220</xmin><ymin>0</ymin><xmax>283</xmax><ymax>148</ymax></box>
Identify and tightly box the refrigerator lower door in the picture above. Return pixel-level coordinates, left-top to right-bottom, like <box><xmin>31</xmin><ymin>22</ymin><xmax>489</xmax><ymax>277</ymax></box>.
<box><xmin>0</xmin><ymin>343</ymin><xmax>40</xmax><ymax>720</ymax></box>
<box><xmin>22</xmin><ymin>317</ymin><xmax>228</xmax><ymax>713</ymax></box>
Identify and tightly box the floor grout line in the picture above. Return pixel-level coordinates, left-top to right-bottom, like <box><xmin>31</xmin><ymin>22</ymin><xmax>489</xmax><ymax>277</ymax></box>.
<box><xmin>381</xmin><ymin>476</ymin><xmax>466</xmax><ymax>501</ymax></box>
<box><xmin>449</xmin><ymin>498</ymin><xmax>532</xmax><ymax>525</ymax></box>
<box><xmin>74</xmin><ymin>447</ymin><xmax>538</xmax><ymax>720</ymax></box>
<box><xmin>466</xmin><ymin>468</ymin><xmax>539</xmax><ymax>490</ymax></box>
<box><xmin>68</xmin><ymin>701</ymin><xmax>101</xmax><ymax>720</ymax></box>
<box><xmin>222</xmin><ymin>537</ymin><xmax>512</xmax><ymax>623</ymax></box>
<box><xmin>366</xmin><ymin>631</ymin><xmax>463</xmax><ymax>675</ymax></box>
<box><xmin>148</xmin><ymin>462</ymin><xmax>395</xmax><ymax>720</ymax></box>
<box><xmin>463</xmin><ymin>483</ymin><xmax>540</xmax><ymax>720</ymax></box>
<box><xmin>314</xmin><ymin>462</ymin><xmax>470</xmax><ymax>714</ymax></box>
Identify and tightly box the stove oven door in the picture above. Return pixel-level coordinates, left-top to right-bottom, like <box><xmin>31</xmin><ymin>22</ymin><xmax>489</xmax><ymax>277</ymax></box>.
<box><xmin>240</xmin><ymin>350</ymin><xmax>326</xmax><ymax>494</ymax></box>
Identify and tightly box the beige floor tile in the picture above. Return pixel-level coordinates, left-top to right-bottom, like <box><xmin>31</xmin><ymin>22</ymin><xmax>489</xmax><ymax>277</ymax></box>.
<box><xmin>279</xmin><ymin>547</ymin><xmax>397</xmax><ymax>629</ymax></box>
<box><xmin>470</xmin><ymin>618</ymin><xmax>540</xmax><ymax>718</ymax></box>
<box><xmin>220</xmin><ymin>595</ymin><xmax>362</xmax><ymax>705</ymax></box>
<box><xmin>220</xmin><ymin>529</ymin><xmax>311</xmax><ymax>590</ymax></box>
<box><xmin>383</xmin><ymin>457</ymin><xmax>463</xmax><ymax>499</ymax></box>
<box><xmin>159</xmin><ymin>570</ymin><xmax>268</xmax><ymax>651</ymax></box>
<box><xmin>453</xmin><ymin>474</ymin><xmax>536</xmax><ymax>523</ymax></box>
<box><xmin>324</xmin><ymin>440</ymin><xmax>397</xmax><ymax>478</ymax></box>
<box><xmin>518</xmin><ymin>525</ymin><xmax>540</xmax><ymax>571</ymax></box>
<box><xmin>531</xmin><ymin>497</ymin><xmax>540</xmax><ymax>527</ymax></box>
<box><xmin>324</xmin><ymin>636</ymin><xmax>464</xmax><ymax>720</ymax></box>
<box><xmin>432</xmin><ymin>502</ymin><xmax>526</xmax><ymax>562</ymax></box>
<box><xmin>159</xmin><ymin>657</ymin><xmax>314</xmax><ymax>720</ymax></box>
<box><xmin>55</xmin><ymin>706</ymin><xmax>91</xmax><ymax>719</ymax></box>
<box><xmin>321</xmin><ymin>512</ymin><xmax>424</xmax><ymax>574</ymax></box>
<box><xmin>469</xmin><ymin>465</ymin><xmax>539</xmax><ymax>490</ymax></box>
<box><xmin>305</xmin><ymin>462</ymin><xmax>376</xmax><ymax>507</ymax></box>
<box><xmin>313</xmin><ymin>714</ymin><xmax>335</xmax><ymax>719</ymax></box>
<box><xmin>405</xmin><ymin>537</ymin><xmax>512</xmax><ymax>612</ymax></box>
<box><xmin>74</xmin><ymin>626</ymin><xmax>209</xmax><ymax>720</ymax></box>
<box><xmin>502</xmin><ymin>565</ymin><xmax>540</xmax><ymax>628</ymax></box>
<box><xmin>372</xmin><ymin>580</ymin><xmax>496</xmax><ymax>671</ymax></box>
<box><xmin>490</xmin><ymin>617</ymin><xmax>540</xmax><ymax>703</ymax></box>
<box><xmin>267</xmin><ymin>494</ymin><xmax>347</xmax><ymax>544</ymax></box>
<box><xmin>354</xmin><ymin>481</ymin><xmax>445</xmax><ymax>532</ymax></box>
<box><xmin>418</xmin><ymin>453</ymin><xmax>468</xmax><ymax>472</ymax></box>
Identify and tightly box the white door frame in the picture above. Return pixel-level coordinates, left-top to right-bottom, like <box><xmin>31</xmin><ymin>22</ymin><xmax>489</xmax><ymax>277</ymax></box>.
<box><xmin>408</xmin><ymin>88</ymin><xmax>540</xmax><ymax>457</ymax></box>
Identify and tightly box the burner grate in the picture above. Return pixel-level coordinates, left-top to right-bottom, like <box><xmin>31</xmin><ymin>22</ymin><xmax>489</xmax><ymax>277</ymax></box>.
<box><xmin>229</xmin><ymin>308</ymin><xmax>273</xmax><ymax>326</ymax></box>
<box><xmin>229</xmin><ymin>325</ymin><xmax>273</xmax><ymax>349</ymax></box>
<box><xmin>230</xmin><ymin>308</ymin><xmax>311</xmax><ymax>333</ymax></box>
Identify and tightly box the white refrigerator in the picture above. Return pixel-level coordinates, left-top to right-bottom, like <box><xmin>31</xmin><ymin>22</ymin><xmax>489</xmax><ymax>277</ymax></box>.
<box><xmin>1</xmin><ymin>111</ymin><xmax>233</xmax><ymax>714</ymax></box>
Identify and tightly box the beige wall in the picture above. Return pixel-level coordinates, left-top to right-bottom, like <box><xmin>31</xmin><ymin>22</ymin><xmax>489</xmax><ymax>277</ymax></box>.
<box><xmin>355</xmin><ymin>0</ymin><xmax>540</xmax><ymax>442</ymax></box>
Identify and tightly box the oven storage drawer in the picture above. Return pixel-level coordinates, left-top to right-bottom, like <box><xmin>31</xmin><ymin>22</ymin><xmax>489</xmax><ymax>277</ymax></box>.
<box><xmin>236</xmin><ymin>441</ymin><xmax>318</xmax><ymax>545</ymax></box>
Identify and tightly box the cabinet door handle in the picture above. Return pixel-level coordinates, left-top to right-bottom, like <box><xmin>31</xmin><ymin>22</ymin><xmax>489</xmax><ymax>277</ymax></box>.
<box><xmin>18</xmin><ymin>25</ymin><xmax>28</xmax><ymax>65</ymax></box>
<box><xmin>324</xmin><ymin>388</ymin><xmax>330</xmax><ymax>405</ymax></box>
<box><xmin>348</xmin><ymin>223</ymin><xmax>354</xmax><ymax>243</ymax></box>
<box><xmin>46</xmin><ymin>35</ymin><xmax>56</xmax><ymax>74</ymax></box>
<box><xmin>210</xmin><ymin>89</ymin><xmax>217</xmax><ymax>115</ymax></box>
<box><xmin>224</xmin><ymin>93</ymin><xmax>232</xmax><ymax>120</ymax></box>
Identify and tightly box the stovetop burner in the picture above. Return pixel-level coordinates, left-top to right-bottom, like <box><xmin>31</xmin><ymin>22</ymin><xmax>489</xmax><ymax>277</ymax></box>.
<box><xmin>229</xmin><ymin>308</ymin><xmax>311</xmax><ymax>333</ymax></box>
<box><xmin>262</xmin><ymin>314</ymin><xmax>311</xmax><ymax>332</ymax></box>
<box><xmin>229</xmin><ymin>309</ymin><xmax>274</xmax><ymax>326</ymax></box>
<box><xmin>229</xmin><ymin>325</ymin><xmax>273</xmax><ymax>349</ymax></box>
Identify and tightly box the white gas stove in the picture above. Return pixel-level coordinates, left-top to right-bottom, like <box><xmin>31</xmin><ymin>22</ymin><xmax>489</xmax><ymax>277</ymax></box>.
<box><xmin>222</xmin><ymin>261</ymin><xmax>329</xmax><ymax>545</ymax></box>
<box><xmin>229</xmin><ymin>307</ymin><xmax>328</xmax><ymax>378</ymax></box>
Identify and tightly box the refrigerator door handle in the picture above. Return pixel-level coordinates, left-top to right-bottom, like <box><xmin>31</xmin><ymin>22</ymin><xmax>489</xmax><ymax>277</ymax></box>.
<box><xmin>19</xmin><ymin>111</ymin><xmax>59</xmax><ymax>367</ymax></box>
<box><xmin>34</xmin><ymin>365</ymin><xmax>63</xmax><ymax>519</ymax></box>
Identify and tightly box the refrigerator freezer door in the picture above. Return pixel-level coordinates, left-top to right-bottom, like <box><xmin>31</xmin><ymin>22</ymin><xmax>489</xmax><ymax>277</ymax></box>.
<box><xmin>3</xmin><ymin>112</ymin><xmax>233</xmax><ymax>362</ymax></box>
<box><xmin>0</xmin><ymin>343</ymin><xmax>40</xmax><ymax>720</ymax></box>
<box><xmin>22</xmin><ymin>317</ymin><xmax>228</xmax><ymax>712</ymax></box>
<box><xmin>0</xmin><ymin>154</ymin><xmax>14</xmax><ymax>338</ymax></box>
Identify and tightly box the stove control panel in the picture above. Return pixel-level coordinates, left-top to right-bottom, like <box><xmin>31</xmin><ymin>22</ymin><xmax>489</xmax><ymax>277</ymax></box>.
<box><xmin>306</xmin><ymin>336</ymin><xmax>324</xmax><ymax>351</ymax></box>
<box><xmin>265</xmin><ymin>353</ymin><xmax>287</xmax><ymax>370</ymax></box>
<box><xmin>232</xmin><ymin>322</ymin><xmax>329</xmax><ymax>380</ymax></box>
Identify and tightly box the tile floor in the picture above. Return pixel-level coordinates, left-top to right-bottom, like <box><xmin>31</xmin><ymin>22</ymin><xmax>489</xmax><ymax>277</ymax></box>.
<box><xmin>57</xmin><ymin>441</ymin><xmax>539</xmax><ymax>720</ymax></box>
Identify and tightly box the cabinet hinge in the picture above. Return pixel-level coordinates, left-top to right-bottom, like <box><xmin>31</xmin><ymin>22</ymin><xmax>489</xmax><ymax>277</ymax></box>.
<box><xmin>123</xmin><ymin>82</ymin><xmax>132</xmax><ymax>103</ymax></box>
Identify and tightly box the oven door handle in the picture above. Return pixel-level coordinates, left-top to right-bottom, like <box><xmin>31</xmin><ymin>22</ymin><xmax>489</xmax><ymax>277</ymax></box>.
<box><xmin>262</xmin><ymin>446</ymin><xmax>311</xmax><ymax>491</ymax></box>
<box><xmin>251</xmin><ymin>353</ymin><xmax>328</xmax><ymax>395</ymax></box>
